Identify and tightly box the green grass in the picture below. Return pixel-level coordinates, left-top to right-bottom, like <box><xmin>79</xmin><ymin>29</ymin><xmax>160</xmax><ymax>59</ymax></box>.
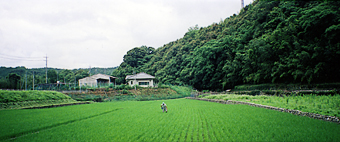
<box><xmin>0</xmin><ymin>99</ymin><xmax>339</xmax><ymax>141</ymax></box>
<box><xmin>204</xmin><ymin>94</ymin><xmax>340</xmax><ymax>117</ymax></box>
<box><xmin>233</xmin><ymin>83</ymin><xmax>340</xmax><ymax>91</ymax></box>
<box><xmin>0</xmin><ymin>90</ymin><xmax>77</xmax><ymax>109</ymax></box>
<box><xmin>68</xmin><ymin>86</ymin><xmax>193</xmax><ymax>102</ymax></box>
<box><xmin>169</xmin><ymin>85</ymin><xmax>193</xmax><ymax>97</ymax></box>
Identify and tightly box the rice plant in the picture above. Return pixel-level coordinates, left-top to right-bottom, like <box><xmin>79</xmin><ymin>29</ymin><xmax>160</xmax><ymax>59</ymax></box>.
<box><xmin>1</xmin><ymin>99</ymin><xmax>339</xmax><ymax>141</ymax></box>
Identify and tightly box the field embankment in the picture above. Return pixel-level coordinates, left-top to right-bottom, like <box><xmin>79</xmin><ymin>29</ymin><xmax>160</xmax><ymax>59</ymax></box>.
<box><xmin>65</xmin><ymin>85</ymin><xmax>192</xmax><ymax>101</ymax></box>
<box><xmin>0</xmin><ymin>90</ymin><xmax>77</xmax><ymax>109</ymax></box>
<box><xmin>200</xmin><ymin>93</ymin><xmax>340</xmax><ymax>117</ymax></box>
<box><xmin>0</xmin><ymin>99</ymin><xmax>339</xmax><ymax>141</ymax></box>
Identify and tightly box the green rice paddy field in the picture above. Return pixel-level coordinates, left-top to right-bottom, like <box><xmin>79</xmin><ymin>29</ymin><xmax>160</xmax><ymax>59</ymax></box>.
<box><xmin>0</xmin><ymin>99</ymin><xmax>339</xmax><ymax>141</ymax></box>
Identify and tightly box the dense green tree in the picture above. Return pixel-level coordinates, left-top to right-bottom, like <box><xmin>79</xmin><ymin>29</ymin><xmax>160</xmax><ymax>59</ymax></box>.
<box><xmin>6</xmin><ymin>73</ymin><xmax>21</xmax><ymax>89</ymax></box>
<box><xmin>47</xmin><ymin>70</ymin><xmax>58</xmax><ymax>83</ymax></box>
<box><xmin>0</xmin><ymin>77</ymin><xmax>8</xmax><ymax>89</ymax></box>
<box><xmin>109</xmin><ymin>1</ymin><xmax>340</xmax><ymax>90</ymax></box>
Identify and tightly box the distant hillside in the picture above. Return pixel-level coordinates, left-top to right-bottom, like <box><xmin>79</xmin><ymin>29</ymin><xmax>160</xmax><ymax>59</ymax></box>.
<box><xmin>112</xmin><ymin>0</ymin><xmax>340</xmax><ymax>91</ymax></box>
<box><xmin>0</xmin><ymin>66</ymin><xmax>117</xmax><ymax>89</ymax></box>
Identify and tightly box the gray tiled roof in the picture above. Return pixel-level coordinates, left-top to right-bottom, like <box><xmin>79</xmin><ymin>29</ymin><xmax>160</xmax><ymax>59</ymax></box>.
<box><xmin>126</xmin><ymin>72</ymin><xmax>155</xmax><ymax>80</ymax></box>
<box><xmin>79</xmin><ymin>74</ymin><xmax>116</xmax><ymax>81</ymax></box>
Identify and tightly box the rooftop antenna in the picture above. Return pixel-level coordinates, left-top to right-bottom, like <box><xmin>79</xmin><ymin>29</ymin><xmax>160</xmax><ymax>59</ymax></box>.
<box><xmin>241</xmin><ymin>0</ymin><xmax>244</xmax><ymax>8</ymax></box>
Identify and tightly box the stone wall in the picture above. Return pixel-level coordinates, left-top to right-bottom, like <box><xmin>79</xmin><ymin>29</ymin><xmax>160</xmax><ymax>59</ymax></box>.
<box><xmin>185</xmin><ymin>97</ymin><xmax>340</xmax><ymax>124</ymax></box>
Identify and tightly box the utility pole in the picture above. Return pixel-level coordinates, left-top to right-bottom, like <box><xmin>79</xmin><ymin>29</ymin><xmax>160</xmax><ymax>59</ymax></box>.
<box><xmin>25</xmin><ymin>71</ymin><xmax>27</xmax><ymax>90</ymax></box>
<box><xmin>33</xmin><ymin>71</ymin><xmax>35</xmax><ymax>90</ymax></box>
<box><xmin>74</xmin><ymin>71</ymin><xmax>76</xmax><ymax>90</ymax></box>
<box><xmin>45</xmin><ymin>55</ymin><xmax>48</xmax><ymax>84</ymax></box>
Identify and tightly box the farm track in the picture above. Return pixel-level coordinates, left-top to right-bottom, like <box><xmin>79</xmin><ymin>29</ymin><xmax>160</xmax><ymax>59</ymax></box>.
<box><xmin>2</xmin><ymin>108</ymin><xmax>122</xmax><ymax>141</ymax></box>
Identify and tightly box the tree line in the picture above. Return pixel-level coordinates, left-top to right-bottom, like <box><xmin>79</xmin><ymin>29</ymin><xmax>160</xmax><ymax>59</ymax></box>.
<box><xmin>0</xmin><ymin>66</ymin><xmax>117</xmax><ymax>89</ymax></box>
<box><xmin>112</xmin><ymin>1</ymin><xmax>340</xmax><ymax>91</ymax></box>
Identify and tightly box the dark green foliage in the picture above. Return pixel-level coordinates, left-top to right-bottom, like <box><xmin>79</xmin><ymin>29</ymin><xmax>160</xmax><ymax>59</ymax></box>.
<box><xmin>5</xmin><ymin>73</ymin><xmax>21</xmax><ymax>89</ymax></box>
<box><xmin>47</xmin><ymin>70</ymin><xmax>58</xmax><ymax>83</ymax></box>
<box><xmin>112</xmin><ymin>1</ymin><xmax>340</xmax><ymax>91</ymax></box>
<box><xmin>111</xmin><ymin>46</ymin><xmax>155</xmax><ymax>85</ymax></box>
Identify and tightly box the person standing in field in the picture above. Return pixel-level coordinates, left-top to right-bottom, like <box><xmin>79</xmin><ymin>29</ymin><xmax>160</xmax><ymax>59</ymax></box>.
<box><xmin>161</xmin><ymin>102</ymin><xmax>167</xmax><ymax>113</ymax></box>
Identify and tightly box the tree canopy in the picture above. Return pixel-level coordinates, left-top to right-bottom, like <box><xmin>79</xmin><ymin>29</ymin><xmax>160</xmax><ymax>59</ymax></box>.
<box><xmin>112</xmin><ymin>0</ymin><xmax>340</xmax><ymax>91</ymax></box>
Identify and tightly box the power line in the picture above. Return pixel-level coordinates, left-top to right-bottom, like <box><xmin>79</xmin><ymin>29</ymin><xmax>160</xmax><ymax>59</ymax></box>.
<box><xmin>0</xmin><ymin>53</ymin><xmax>42</xmax><ymax>59</ymax></box>
<box><xmin>0</xmin><ymin>56</ymin><xmax>44</xmax><ymax>61</ymax></box>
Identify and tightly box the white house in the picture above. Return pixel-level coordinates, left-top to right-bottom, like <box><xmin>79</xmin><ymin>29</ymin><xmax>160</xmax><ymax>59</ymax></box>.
<box><xmin>79</xmin><ymin>74</ymin><xmax>116</xmax><ymax>87</ymax></box>
<box><xmin>126</xmin><ymin>72</ymin><xmax>156</xmax><ymax>87</ymax></box>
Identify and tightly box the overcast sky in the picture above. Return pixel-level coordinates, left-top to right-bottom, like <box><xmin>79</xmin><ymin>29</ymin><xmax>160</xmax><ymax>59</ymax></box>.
<box><xmin>0</xmin><ymin>0</ymin><xmax>253</xmax><ymax>69</ymax></box>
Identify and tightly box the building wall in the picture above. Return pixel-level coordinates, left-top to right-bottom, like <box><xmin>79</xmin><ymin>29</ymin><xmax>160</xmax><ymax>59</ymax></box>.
<box><xmin>79</xmin><ymin>78</ymin><xmax>97</xmax><ymax>87</ymax></box>
<box><xmin>127</xmin><ymin>79</ymin><xmax>154</xmax><ymax>87</ymax></box>
<box><xmin>79</xmin><ymin>74</ymin><xmax>116</xmax><ymax>87</ymax></box>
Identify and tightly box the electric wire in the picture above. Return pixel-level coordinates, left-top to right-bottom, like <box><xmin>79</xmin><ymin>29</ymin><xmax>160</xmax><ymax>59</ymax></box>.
<box><xmin>0</xmin><ymin>56</ymin><xmax>44</xmax><ymax>61</ymax></box>
<box><xmin>0</xmin><ymin>53</ymin><xmax>44</xmax><ymax>61</ymax></box>
<box><xmin>0</xmin><ymin>53</ymin><xmax>42</xmax><ymax>59</ymax></box>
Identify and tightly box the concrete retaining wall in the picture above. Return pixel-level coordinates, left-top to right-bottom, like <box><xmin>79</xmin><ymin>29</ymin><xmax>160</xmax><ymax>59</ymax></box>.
<box><xmin>185</xmin><ymin>97</ymin><xmax>340</xmax><ymax>124</ymax></box>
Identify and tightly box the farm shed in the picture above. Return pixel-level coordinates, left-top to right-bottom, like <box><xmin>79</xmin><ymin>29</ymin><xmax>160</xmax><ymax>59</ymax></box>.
<box><xmin>126</xmin><ymin>72</ymin><xmax>156</xmax><ymax>87</ymax></box>
<box><xmin>79</xmin><ymin>74</ymin><xmax>116</xmax><ymax>87</ymax></box>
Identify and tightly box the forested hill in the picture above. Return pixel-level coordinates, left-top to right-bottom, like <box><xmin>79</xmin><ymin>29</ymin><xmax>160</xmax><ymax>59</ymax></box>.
<box><xmin>112</xmin><ymin>1</ymin><xmax>340</xmax><ymax>91</ymax></box>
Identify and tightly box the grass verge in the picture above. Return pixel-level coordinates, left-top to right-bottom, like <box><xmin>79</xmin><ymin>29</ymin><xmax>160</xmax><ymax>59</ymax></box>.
<box><xmin>0</xmin><ymin>90</ymin><xmax>77</xmax><ymax>109</ymax></box>
<box><xmin>203</xmin><ymin>94</ymin><xmax>340</xmax><ymax>117</ymax></box>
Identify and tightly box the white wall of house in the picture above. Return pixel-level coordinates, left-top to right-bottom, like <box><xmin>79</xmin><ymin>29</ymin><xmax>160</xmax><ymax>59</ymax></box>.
<box><xmin>79</xmin><ymin>77</ymin><xmax>97</xmax><ymax>87</ymax></box>
<box><xmin>127</xmin><ymin>79</ymin><xmax>154</xmax><ymax>87</ymax></box>
<box><xmin>79</xmin><ymin>74</ymin><xmax>116</xmax><ymax>87</ymax></box>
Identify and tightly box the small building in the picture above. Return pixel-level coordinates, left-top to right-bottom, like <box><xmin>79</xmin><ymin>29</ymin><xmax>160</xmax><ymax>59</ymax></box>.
<box><xmin>79</xmin><ymin>74</ymin><xmax>116</xmax><ymax>87</ymax></box>
<box><xmin>126</xmin><ymin>72</ymin><xmax>156</xmax><ymax>87</ymax></box>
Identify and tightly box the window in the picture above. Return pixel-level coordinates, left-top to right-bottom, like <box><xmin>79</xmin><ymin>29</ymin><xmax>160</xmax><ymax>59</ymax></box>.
<box><xmin>139</xmin><ymin>82</ymin><xmax>149</xmax><ymax>85</ymax></box>
<box><xmin>131</xmin><ymin>81</ymin><xmax>133</xmax><ymax>85</ymax></box>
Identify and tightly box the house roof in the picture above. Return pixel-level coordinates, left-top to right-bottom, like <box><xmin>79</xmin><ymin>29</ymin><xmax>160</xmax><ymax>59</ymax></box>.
<box><xmin>79</xmin><ymin>74</ymin><xmax>116</xmax><ymax>81</ymax></box>
<box><xmin>126</xmin><ymin>72</ymin><xmax>155</xmax><ymax>80</ymax></box>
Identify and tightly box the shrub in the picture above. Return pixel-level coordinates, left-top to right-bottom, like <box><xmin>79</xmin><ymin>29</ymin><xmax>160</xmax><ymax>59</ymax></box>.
<box><xmin>249</xmin><ymin>90</ymin><xmax>260</xmax><ymax>96</ymax></box>
<box><xmin>122</xmin><ymin>89</ymin><xmax>129</xmax><ymax>94</ymax></box>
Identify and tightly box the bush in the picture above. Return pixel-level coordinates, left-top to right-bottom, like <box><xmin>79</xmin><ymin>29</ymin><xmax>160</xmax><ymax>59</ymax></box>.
<box><xmin>249</xmin><ymin>90</ymin><xmax>260</xmax><ymax>96</ymax></box>
<box><xmin>114</xmin><ymin>84</ymin><xmax>133</xmax><ymax>90</ymax></box>
<box><xmin>122</xmin><ymin>89</ymin><xmax>129</xmax><ymax>94</ymax></box>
